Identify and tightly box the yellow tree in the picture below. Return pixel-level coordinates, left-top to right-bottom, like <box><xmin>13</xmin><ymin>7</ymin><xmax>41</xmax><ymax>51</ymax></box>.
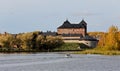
<box><xmin>105</xmin><ymin>25</ymin><xmax>119</xmax><ymax>50</ymax></box>
<box><xmin>97</xmin><ymin>32</ymin><xmax>107</xmax><ymax>48</ymax></box>
<box><xmin>0</xmin><ymin>34</ymin><xmax>15</xmax><ymax>49</ymax></box>
<box><xmin>36</xmin><ymin>35</ymin><xmax>44</xmax><ymax>50</ymax></box>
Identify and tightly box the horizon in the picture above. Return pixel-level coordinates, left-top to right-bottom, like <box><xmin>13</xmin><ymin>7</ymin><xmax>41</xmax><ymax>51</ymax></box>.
<box><xmin>0</xmin><ymin>0</ymin><xmax>120</xmax><ymax>34</ymax></box>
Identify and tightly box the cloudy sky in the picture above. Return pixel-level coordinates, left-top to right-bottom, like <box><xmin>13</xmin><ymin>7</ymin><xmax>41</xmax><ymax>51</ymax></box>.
<box><xmin>0</xmin><ymin>0</ymin><xmax>120</xmax><ymax>33</ymax></box>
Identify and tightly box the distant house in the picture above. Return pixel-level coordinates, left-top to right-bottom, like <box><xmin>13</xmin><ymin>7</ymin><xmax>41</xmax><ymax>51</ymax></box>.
<box><xmin>57</xmin><ymin>19</ymin><xmax>87</xmax><ymax>37</ymax></box>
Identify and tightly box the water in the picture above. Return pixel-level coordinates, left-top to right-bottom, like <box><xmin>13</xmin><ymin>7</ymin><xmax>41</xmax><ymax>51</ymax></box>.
<box><xmin>0</xmin><ymin>53</ymin><xmax>120</xmax><ymax>71</ymax></box>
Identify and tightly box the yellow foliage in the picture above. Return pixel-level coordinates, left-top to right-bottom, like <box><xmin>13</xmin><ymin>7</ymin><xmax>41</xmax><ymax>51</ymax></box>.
<box><xmin>97</xmin><ymin>25</ymin><xmax>120</xmax><ymax>50</ymax></box>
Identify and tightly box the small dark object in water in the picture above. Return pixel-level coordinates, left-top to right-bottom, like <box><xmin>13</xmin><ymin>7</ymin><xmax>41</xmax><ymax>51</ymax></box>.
<box><xmin>65</xmin><ymin>53</ymin><xmax>72</xmax><ymax>58</ymax></box>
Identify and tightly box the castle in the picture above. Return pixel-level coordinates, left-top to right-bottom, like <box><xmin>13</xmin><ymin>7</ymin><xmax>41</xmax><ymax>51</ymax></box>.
<box><xmin>57</xmin><ymin>19</ymin><xmax>98</xmax><ymax>48</ymax></box>
<box><xmin>57</xmin><ymin>19</ymin><xmax>87</xmax><ymax>37</ymax></box>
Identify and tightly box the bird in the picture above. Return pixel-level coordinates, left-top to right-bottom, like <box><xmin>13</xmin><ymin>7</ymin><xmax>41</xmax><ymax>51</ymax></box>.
<box><xmin>65</xmin><ymin>53</ymin><xmax>72</xmax><ymax>58</ymax></box>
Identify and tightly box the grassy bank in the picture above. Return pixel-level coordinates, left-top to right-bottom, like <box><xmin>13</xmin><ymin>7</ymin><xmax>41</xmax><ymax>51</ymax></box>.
<box><xmin>74</xmin><ymin>49</ymin><xmax>120</xmax><ymax>55</ymax></box>
<box><xmin>53</xmin><ymin>43</ymin><xmax>81</xmax><ymax>51</ymax></box>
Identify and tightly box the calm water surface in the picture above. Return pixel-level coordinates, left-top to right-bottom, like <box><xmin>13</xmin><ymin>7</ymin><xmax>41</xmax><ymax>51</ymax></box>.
<box><xmin>0</xmin><ymin>53</ymin><xmax>120</xmax><ymax>71</ymax></box>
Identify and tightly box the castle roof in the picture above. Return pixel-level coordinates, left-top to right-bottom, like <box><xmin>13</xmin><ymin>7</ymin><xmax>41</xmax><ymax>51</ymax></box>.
<box><xmin>79</xmin><ymin>19</ymin><xmax>87</xmax><ymax>25</ymax></box>
<box><xmin>58</xmin><ymin>19</ymin><xmax>87</xmax><ymax>29</ymax></box>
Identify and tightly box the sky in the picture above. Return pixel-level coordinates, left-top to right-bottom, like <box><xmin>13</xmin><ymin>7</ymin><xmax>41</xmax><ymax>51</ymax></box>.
<box><xmin>0</xmin><ymin>0</ymin><xmax>120</xmax><ymax>33</ymax></box>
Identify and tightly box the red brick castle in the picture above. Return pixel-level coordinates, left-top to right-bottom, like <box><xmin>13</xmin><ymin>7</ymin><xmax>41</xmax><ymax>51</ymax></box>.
<box><xmin>57</xmin><ymin>19</ymin><xmax>87</xmax><ymax>36</ymax></box>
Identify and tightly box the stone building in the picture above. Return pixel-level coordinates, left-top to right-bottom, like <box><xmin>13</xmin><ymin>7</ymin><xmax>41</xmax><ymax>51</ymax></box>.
<box><xmin>57</xmin><ymin>19</ymin><xmax>87</xmax><ymax>36</ymax></box>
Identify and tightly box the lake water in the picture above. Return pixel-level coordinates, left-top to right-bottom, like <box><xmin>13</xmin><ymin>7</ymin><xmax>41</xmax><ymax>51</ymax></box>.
<box><xmin>0</xmin><ymin>53</ymin><xmax>120</xmax><ymax>71</ymax></box>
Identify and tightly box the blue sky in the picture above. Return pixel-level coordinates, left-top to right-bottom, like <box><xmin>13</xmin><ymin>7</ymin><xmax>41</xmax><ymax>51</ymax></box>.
<box><xmin>0</xmin><ymin>0</ymin><xmax>120</xmax><ymax>33</ymax></box>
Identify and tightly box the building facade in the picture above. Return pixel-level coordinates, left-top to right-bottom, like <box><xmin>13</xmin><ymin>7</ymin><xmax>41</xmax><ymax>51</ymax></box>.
<box><xmin>57</xmin><ymin>19</ymin><xmax>87</xmax><ymax>36</ymax></box>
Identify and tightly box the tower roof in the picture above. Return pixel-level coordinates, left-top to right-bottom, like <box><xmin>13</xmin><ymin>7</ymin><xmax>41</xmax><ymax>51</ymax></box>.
<box><xmin>57</xmin><ymin>20</ymin><xmax>87</xmax><ymax>29</ymax></box>
<box><xmin>79</xmin><ymin>19</ymin><xmax>87</xmax><ymax>25</ymax></box>
<box><xmin>59</xmin><ymin>20</ymin><xmax>71</xmax><ymax>28</ymax></box>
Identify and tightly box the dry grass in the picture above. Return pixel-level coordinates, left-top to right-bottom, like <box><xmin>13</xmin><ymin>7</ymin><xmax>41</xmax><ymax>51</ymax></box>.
<box><xmin>74</xmin><ymin>50</ymin><xmax>120</xmax><ymax>55</ymax></box>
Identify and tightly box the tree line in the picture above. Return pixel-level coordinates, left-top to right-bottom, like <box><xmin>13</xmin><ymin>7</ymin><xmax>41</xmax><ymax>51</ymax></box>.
<box><xmin>0</xmin><ymin>31</ymin><xmax>63</xmax><ymax>51</ymax></box>
<box><xmin>0</xmin><ymin>25</ymin><xmax>119</xmax><ymax>52</ymax></box>
<box><xmin>89</xmin><ymin>25</ymin><xmax>120</xmax><ymax>50</ymax></box>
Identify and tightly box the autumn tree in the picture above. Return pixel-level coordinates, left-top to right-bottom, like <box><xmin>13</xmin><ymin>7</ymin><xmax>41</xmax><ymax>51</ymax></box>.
<box><xmin>97</xmin><ymin>25</ymin><xmax>120</xmax><ymax>50</ymax></box>
<box><xmin>0</xmin><ymin>31</ymin><xmax>63</xmax><ymax>51</ymax></box>
<box><xmin>97</xmin><ymin>33</ymin><xmax>107</xmax><ymax>48</ymax></box>
<box><xmin>105</xmin><ymin>25</ymin><xmax>119</xmax><ymax>50</ymax></box>
<box><xmin>36</xmin><ymin>35</ymin><xmax>44</xmax><ymax>50</ymax></box>
<box><xmin>45</xmin><ymin>36</ymin><xmax>63</xmax><ymax>50</ymax></box>
<box><xmin>0</xmin><ymin>34</ymin><xmax>15</xmax><ymax>50</ymax></box>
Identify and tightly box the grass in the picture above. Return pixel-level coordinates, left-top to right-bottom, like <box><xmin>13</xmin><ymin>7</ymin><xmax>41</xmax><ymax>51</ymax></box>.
<box><xmin>54</xmin><ymin>43</ymin><xmax>81</xmax><ymax>51</ymax></box>
<box><xmin>74</xmin><ymin>49</ymin><xmax>120</xmax><ymax>55</ymax></box>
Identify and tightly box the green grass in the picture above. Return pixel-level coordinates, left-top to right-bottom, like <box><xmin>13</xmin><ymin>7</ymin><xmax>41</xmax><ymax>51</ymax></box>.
<box><xmin>54</xmin><ymin>43</ymin><xmax>81</xmax><ymax>51</ymax></box>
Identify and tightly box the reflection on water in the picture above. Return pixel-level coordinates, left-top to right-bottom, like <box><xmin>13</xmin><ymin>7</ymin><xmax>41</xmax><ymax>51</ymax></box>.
<box><xmin>0</xmin><ymin>53</ymin><xmax>120</xmax><ymax>71</ymax></box>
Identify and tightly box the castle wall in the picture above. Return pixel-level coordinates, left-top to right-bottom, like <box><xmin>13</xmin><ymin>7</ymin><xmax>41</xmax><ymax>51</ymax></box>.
<box><xmin>62</xmin><ymin>37</ymin><xmax>80</xmax><ymax>40</ymax></box>
<box><xmin>63</xmin><ymin>39</ymin><xmax>98</xmax><ymax>48</ymax></box>
<box><xmin>57</xmin><ymin>28</ymin><xmax>85</xmax><ymax>36</ymax></box>
<box><xmin>78</xmin><ymin>40</ymin><xmax>98</xmax><ymax>48</ymax></box>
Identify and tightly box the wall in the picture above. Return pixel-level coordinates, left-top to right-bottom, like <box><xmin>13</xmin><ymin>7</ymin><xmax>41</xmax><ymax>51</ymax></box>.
<box><xmin>57</xmin><ymin>28</ymin><xmax>85</xmax><ymax>36</ymax></box>
<box><xmin>62</xmin><ymin>37</ymin><xmax>80</xmax><ymax>40</ymax></box>
<box><xmin>63</xmin><ymin>40</ymin><xmax>98</xmax><ymax>48</ymax></box>
<box><xmin>79</xmin><ymin>40</ymin><xmax>98</xmax><ymax>48</ymax></box>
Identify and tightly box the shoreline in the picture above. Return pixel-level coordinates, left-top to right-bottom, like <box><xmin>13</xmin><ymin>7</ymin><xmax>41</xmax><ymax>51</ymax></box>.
<box><xmin>74</xmin><ymin>50</ymin><xmax>120</xmax><ymax>55</ymax></box>
<box><xmin>0</xmin><ymin>50</ymin><xmax>120</xmax><ymax>55</ymax></box>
